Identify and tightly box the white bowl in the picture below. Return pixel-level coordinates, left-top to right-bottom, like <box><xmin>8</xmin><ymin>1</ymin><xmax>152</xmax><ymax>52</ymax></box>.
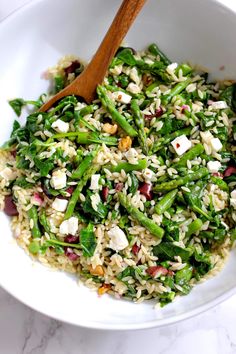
<box><xmin>0</xmin><ymin>0</ymin><xmax>236</xmax><ymax>330</ymax></box>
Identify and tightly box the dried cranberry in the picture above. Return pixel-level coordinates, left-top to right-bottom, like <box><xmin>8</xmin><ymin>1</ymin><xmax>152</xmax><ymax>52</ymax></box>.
<box><xmin>65</xmin><ymin>247</ymin><xmax>79</xmax><ymax>261</ymax></box>
<box><xmin>138</xmin><ymin>183</ymin><xmax>153</xmax><ymax>200</ymax></box>
<box><xmin>144</xmin><ymin>107</ymin><xmax>163</xmax><ymax>120</ymax></box>
<box><xmin>132</xmin><ymin>243</ymin><xmax>140</xmax><ymax>256</ymax></box>
<box><xmin>101</xmin><ymin>186</ymin><xmax>109</xmax><ymax>202</ymax></box>
<box><xmin>4</xmin><ymin>195</ymin><xmax>18</xmax><ymax>216</ymax></box>
<box><xmin>115</xmin><ymin>183</ymin><xmax>124</xmax><ymax>192</ymax></box>
<box><xmin>64</xmin><ymin>235</ymin><xmax>79</xmax><ymax>243</ymax></box>
<box><xmin>64</xmin><ymin>60</ymin><xmax>81</xmax><ymax>75</ymax></box>
<box><xmin>224</xmin><ymin>166</ymin><xmax>236</xmax><ymax>177</ymax></box>
<box><xmin>146</xmin><ymin>266</ymin><xmax>169</xmax><ymax>277</ymax></box>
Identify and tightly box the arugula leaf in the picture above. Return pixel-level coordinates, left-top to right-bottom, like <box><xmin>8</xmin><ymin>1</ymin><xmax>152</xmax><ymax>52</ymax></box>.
<box><xmin>82</xmin><ymin>192</ymin><xmax>108</xmax><ymax>220</ymax></box>
<box><xmin>80</xmin><ymin>223</ymin><xmax>97</xmax><ymax>257</ymax></box>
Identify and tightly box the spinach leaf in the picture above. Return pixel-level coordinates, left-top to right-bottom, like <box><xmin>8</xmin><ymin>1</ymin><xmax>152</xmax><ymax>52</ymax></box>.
<box><xmin>54</xmin><ymin>75</ymin><xmax>65</xmax><ymax>93</ymax></box>
<box><xmin>153</xmin><ymin>242</ymin><xmax>192</xmax><ymax>261</ymax></box>
<box><xmin>117</xmin><ymin>266</ymin><xmax>135</xmax><ymax>280</ymax></box>
<box><xmin>9</xmin><ymin>98</ymin><xmax>25</xmax><ymax>116</ymax></box>
<box><xmin>82</xmin><ymin>191</ymin><xmax>108</xmax><ymax>220</ymax></box>
<box><xmin>129</xmin><ymin>172</ymin><xmax>139</xmax><ymax>195</ymax></box>
<box><xmin>14</xmin><ymin>176</ymin><xmax>33</xmax><ymax>188</ymax></box>
<box><xmin>175</xmin><ymin>263</ymin><xmax>193</xmax><ymax>294</ymax></box>
<box><xmin>80</xmin><ymin>223</ymin><xmax>97</xmax><ymax>257</ymax></box>
<box><xmin>117</xmin><ymin>48</ymin><xmax>137</xmax><ymax>66</ymax></box>
<box><xmin>34</xmin><ymin>157</ymin><xmax>54</xmax><ymax>177</ymax></box>
<box><xmin>183</xmin><ymin>180</ymin><xmax>211</xmax><ymax>220</ymax></box>
<box><xmin>219</xmin><ymin>83</ymin><xmax>236</xmax><ymax>111</ymax></box>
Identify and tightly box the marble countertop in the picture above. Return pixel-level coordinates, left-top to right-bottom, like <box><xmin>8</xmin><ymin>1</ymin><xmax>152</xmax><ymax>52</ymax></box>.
<box><xmin>1</xmin><ymin>1</ymin><xmax>236</xmax><ymax>353</ymax></box>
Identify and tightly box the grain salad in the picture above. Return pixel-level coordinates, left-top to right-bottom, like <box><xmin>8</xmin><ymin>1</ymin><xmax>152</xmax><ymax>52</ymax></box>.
<box><xmin>1</xmin><ymin>44</ymin><xmax>236</xmax><ymax>307</ymax></box>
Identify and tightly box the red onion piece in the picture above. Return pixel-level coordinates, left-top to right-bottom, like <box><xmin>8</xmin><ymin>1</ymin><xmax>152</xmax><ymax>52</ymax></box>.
<box><xmin>115</xmin><ymin>183</ymin><xmax>124</xmax><ymax>192</ymax></box>
<box><xmin>144</xmin><ymin>107</ymin><xmax>163</xmax><ymax>120</ymax></box>
<box><xmin>65</xmin><ymin>247</ymin><xmax>79</xmax><ymax>261</ymax></box>
<box><xmin>101</xmin><ymin>186</ymin><xmax>109</xmax><ymax>202</ymax></box>
<box><xmin>4</xmin><ymin>195</ymin><xmax>18</xmax><ymax>216</ymax></box>
<box><xmin>64</xmin><ymin>235</ymin><xmax>80</xmax><ymax>244</ymax></box>
<box><xmin>146</xmin><ymin>266</ymin><xmax>169</xmax><ymax>277</ymax></box>
<box><xmin>132</xmin><ymin>243</ymin><xmax>141</xmax><ymax>256</ymax></box>
<box><xmin>224</xmin><ymin>166</ymin><xmax>236</xmax><ymax>177</ymax></box>
<box><xmin>138</xmin><ymin>183</ymin><xmax>153</xmax><ymax>200</ymax></box>
<box><xmin>64</xmin><ymin>60</ymin><xmax>81</xmax><ymax>75</ymax></box>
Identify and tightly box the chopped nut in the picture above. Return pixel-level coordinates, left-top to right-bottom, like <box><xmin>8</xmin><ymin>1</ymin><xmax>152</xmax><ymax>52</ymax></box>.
<box><xmin>98</xmin><ymin>284</ymin><xmax>111</xmax><ymax>296</ymax></box>
<box><xmin>102</xmin><ymin>123</ymin><xmax>118</xmax><ymax>135</ymax></box>
<box><xmin>89</xmin><ymin>265</ymin><xmax>104</xmax><ymax>276</ymax></box>
<box><xmin>118</xmin><ymin>136</ymin><xmax>132</xmax><ymax>151</ymax></box>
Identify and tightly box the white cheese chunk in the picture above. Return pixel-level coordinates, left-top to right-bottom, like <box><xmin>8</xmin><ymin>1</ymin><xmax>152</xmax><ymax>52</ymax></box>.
<box><xmin>125</xmin><ymin>148</ymin><xmax>139</xmax><ymax>164</ymax></box>
<box><xmin>171</xmin><ymin>135</ymin><xmax>192</xmax><ymax>156</ymax></box>
<box><xmin>90</xmin><ymin>174</ymin><xmax>100</xmax><ymax>190</ymax></box>
<box><xmin>50</xmin><ymin>170</ymin><xmax>67</xmax><ymax>190</ymax></box>
<box><xmin>52</xmin><ymin>198</ymin><xmax>68</xmax><ymax>212</ymax></box>
<box><xmin>231</xmin><ymin>190</ymin><xmax>236</xmax><ymax>199</ymax></box>
<box><xmin>210</xmin><ymin>101</ymin><xmax>228</xmax><ymax>110</ymax></box>
<box><xmin>210</xmin><ymin>138</ymin><xmax>223</xmax><ymax>152</ymax></box>
<box><xmin>112</xmin><ymin>91</ymin><xmax>132</xmax><ymax>104</ymax></box>
<box><xmin>51</xmin><ymin>119</ymin><xmax>69</xmax><ymax>133</ymax></box>
<box><xmin>207</xmin><ymin>161</ymin><xmax>222</xmax><ymax>173</ymax></box>
<box><xmin>108</xmin><ymin>226</ymin><xmax>129</xmax><ymax>251</ymax></box>
<box><xmin>59</xmin><ymin>217</ymin><xmax>78</xmax><ymax>235</ymax></box>
<box><xmin>127</xmin><ymin>82</ymin><xmax>141</xmax><ymax>94</ymax></box>
<box><xmin>90</xmin><ymin>193</ymin><xmax>101</xmax><ymax>212</ymax></box>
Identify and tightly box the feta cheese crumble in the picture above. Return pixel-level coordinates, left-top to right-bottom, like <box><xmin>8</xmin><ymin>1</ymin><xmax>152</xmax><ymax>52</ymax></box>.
<box><xmin>52</xmin><ymin>198</ymin><xmax>68</xmax><ymax>212</ymax></box>
<box><xmin>51</xmin><ymin>119</ymin><xmax>69</xmax><ymax>133</ymax></box>
<box><xmin>59</xmin><ymin>217</ymin><xmax>78</xmax><ymax>235</ymax></box>
<box><xmin>171</xmin><ymin>135</ymin><xmax>192</xmax><ymax>156</ymax></box>
<box><xmin>108</xmin><ymin>226</ymin><xmax>129</xmax><ymax>251</ymax></box>
<box><xmin>90</xmin><ymin>174</ymin><xmax>101</xmax><ymax>190</ymax></box>
<box><xmin>207</xmin><ymin>161</ymin><xmax>222</xmax><ymax>173</ymax></box>
<box><xmin>50</xmin><ymin>170</ymin><xmax>67</xmax><ymax>190</ymax></box>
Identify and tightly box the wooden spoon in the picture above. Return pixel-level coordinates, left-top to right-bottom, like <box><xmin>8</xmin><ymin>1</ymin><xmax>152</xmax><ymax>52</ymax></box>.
<box><xmin>40</xmin><ymin>0</ymin><xmax>146</xmax><ymax>112</ymax></box>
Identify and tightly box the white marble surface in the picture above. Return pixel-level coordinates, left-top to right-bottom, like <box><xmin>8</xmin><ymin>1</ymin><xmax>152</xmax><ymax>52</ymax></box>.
<box><xmin>1</xmin><ymin>1</ymin><xmax>236</xmax><ymax>353</ymax></box>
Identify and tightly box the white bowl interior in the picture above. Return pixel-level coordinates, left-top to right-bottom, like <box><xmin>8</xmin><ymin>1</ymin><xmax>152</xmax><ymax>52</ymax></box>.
<box><xmin>0</xmin><ymin>0</ymin><xmax>236</xmax><ymax>329</ymax></box>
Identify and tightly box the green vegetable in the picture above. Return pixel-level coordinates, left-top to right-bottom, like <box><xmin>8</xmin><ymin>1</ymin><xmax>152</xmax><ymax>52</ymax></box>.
<box><xmin>153</xmin><ymin>242</ymin><xmax>192</xmax><ymax>261</ymax></box>
<box><xmin>148</xmin><ymin>43</ymin><xmax>171</xmax><ymax>65</ymax></box>
<box><xmin>183</xmin><ymin>180</ymin><xmax>211</xmax><ymax>220</ymax></box>
<box><xmin>154</xmin><ymin>189</ymin><xmax>178</xmax><ymax>215</ymax></box>
<box><xmin>28</xmin><ymin>206</ymin><xmax>41</xmax><ymax>239</ymax></box>
<box><xmin>219</xmin><ymin>83</ymin><xmax>236</xmax><ymax>111</ymax></box>
<box><xmin>80</xmin><ymin>223</ymin><xmax>97</xmax><ymax>257</ymax></box>
<box><xmin>153</xmin><ymin>167</ymin><xmax>209</xmax><ymax>193</ymax></box>
<box><xmin>82</xmin><ymin>191</ymin><xmax>108</xmax><ymax>220</ymax></box>
<box><xmin>172</xmin><ymin>144</ymin><xmax>204</xmax><ymax>169</ymax></box>
<box><xmin>71</xmin><ymin>146</ymin><xmax>100</xmax><ymax>180</ymax></box>
<box><xmin>186</xmin><ymin>218</ymin><xmax>203</xmax><ymax>238</ymax></box>
<box><xmin>210</xmin><ymin>176</ymin><xmax>229</xmax><ymax>192</ymax></box>
<box><xmin>53</xmin><ymin>75</ymin><xmax>65</xmax><ymax>93</ymax></box>
<box><xmin>162</xmin><ymin>78</ymin><xmax>192</xmax><ymax>104</ymax></box>
<box><xmin>130</xmin><ymin>99</ymin><xmax>148</xmax><ymax>154</ymax></box>
<box><xmin>28</xmin><ymin>241</ymin><xmax>40</xmax><ymax>254</ymax></box>
<box><xmin>9</xmin><ymin>98</ymin><xmax>25</xmax><ymax>116</ymax></box>
<box><xmin>108</xmin><ymin>159</ymin><xmax>147</xmax><ymax>173</ymax></box>
<box><xmin>118</xmin><ymin>193</ymin><xmax>164</xmax><ymax>239</ymax></box>
<box><xmin>97</xmin><ymin>85</ymin><xmax>137</xmax><ymax>137</ymax></box>
<box><xmin>175</xmin><ymin>264</ymin><xmax>193</xmax><ymax>294</ymax></box>
<box><xmin>129</xmin><ymin>172</ymin><xmax>139</xmax><ymax>195</ymax></box>
<box><xmin>152</xmin><ymin>127</ymin><xmax>192</xmax><ymax>153</ymax></box>
<box><xmin>64</xmin><ymin>164</ymin><xmax>100</xmax><ymax>219</ymax></box>
<box><xmin>50</xmin><ymin>131</ymin><xmax>118</xmax><ymax>146</ymax></box>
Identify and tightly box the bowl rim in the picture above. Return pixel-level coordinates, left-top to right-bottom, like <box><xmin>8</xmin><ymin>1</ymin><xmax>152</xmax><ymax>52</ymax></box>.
<box><xmin>0</xmin><ymin>0</ymin><xmax>236</xmax><ymax>330</ymax></box>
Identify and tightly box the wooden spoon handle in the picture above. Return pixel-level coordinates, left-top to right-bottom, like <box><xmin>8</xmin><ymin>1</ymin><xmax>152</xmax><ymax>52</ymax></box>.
<box><xmin>40</xmin><ymin>0</ymin><xmax>146</xmax><ymax>111</ymax></box>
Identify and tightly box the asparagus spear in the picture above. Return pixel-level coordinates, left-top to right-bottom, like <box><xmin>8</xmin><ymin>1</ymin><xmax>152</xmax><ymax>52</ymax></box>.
<box><xmin>154</xmin><ymin>189</ymin><xmax>178</xmax><ymax>215</ymax></box>
<box><xmin>64</xmin><ymin>164</ymin><xmax>100</xmax><ymax>219</ymax></box>
<box><xmin>97</xmin><ymin>85</ymin><xmax>137</xmax><ymax>137</ymax></box>
<box><xmin>71</xmin><ymin>146</ymin><xmax>100</xmax><ymax>180</ymax></box>
<box><xmin>118</xmin><ymin>193</ymin><xmax>164</xmax><ymax>239</ymax></box>
<box><xmin>153</xmin><ymin>167</ymin><xmax>209</xmax><ymax>193</ymax></box>
<box><xmin>152</xmin><ymin>127</ymin><xmax>192</xmax><ymax>153</ymax></box>
<box><xmin>172</xmin><ymin>144</ymin><xmax>204</xmax><ymax>169</ymax></box>
<box><xmin>162</xmin><ymin>78</ymin><xmax>192</xmax><ymax>105</ymax></box>
<box><xmin>130</xmin><ymin>99</ymin><xmax>148</xmax><ymax>155</ymax></box>
<box><xmin>50</xmin><ymin>131</ymin><xmax>118</xmax><ymax>146</ymax></box>
<box><xmin>28</xmin><ymin>206</ymin><xmax>41</xmax><ymax>238</ymax></box>
<box><xmin>107</xmin><ymin>159</ymin><xmax>147</xmax><ymax>173</ymax></box>
<box><xmin>186</xmin><ymin>218</ymin><xmax>203</xmax><ymax>238</ymax></box>
<box><xmin>148</xmin><ymin>43</ymin><xmax>171</xmax><ymax>66</ymax></box>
